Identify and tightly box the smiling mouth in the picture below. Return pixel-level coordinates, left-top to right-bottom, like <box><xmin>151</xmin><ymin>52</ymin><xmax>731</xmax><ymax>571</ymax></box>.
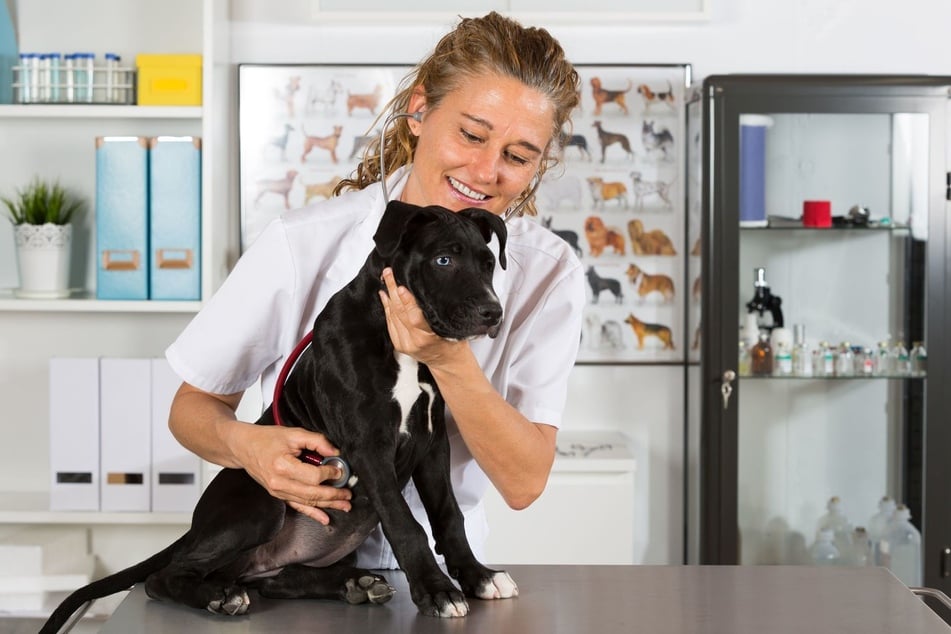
<box><xmin>448</xmin><ymin>176</ymin><xmax>489</xmax><ymax>202</ymax></box>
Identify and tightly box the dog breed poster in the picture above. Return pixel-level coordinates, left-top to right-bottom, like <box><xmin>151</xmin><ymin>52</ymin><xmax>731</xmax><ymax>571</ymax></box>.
<box><xmin>238</xmin><ymin>64</ymin><xmax>412</xmax><ymax>250</ymax></box>
<box><xmin>539</xmin><ymin>64</ymin><xmax>691</xmax><ymax>363</ymax></box>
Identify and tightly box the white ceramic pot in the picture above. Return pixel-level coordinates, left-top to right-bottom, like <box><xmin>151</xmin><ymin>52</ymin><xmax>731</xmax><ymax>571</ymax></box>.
<box><xmin>14</xmin><ymin>222</ymin><xmax>72</xmax><ymax>298</ymax></box>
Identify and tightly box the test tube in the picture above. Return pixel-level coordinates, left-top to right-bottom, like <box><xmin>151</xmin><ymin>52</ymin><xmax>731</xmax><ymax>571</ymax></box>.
<box><xmin>64</xmin><ymin>53</ymin><xmax>75</xmax><ymax>102</ymax></box>
<box><xmin>16</xmin><ymin>52</ymin><xmax>31</xmax><ymax>102</ymax></box>
<box><xmin>49</xmin><ymin>53</ymin><xmax>62</xmax><ymax>102</ymax></box>
<box><xmin>84</xmin><ymin>52</ymin><xmax>95</xmax><ymax>103</ymax></box>
<box><xmin>105</xmin><ymin>52</ymin><xmax>119</xmax><ymax>103</ymax></box>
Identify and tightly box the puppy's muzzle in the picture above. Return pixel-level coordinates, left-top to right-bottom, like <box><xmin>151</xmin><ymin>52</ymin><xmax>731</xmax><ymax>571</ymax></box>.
<box><xmin>477</xmin><ymin>301</ymin><xmax>503</xmax><ymax>339</ymax></box>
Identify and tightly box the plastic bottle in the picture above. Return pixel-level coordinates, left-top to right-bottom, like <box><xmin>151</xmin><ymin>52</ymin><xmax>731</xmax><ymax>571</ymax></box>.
<box><xmin>810</xmin><ymin>529</ymin><xmax>841</xmax><ymax>566</ymax></box>
<box><xmin>817</xmin><ymin>496</ymin><xmax>853</xmax><ymax>557</ymax></box>
<box><xmin>911</xmin><ymin>342</ymin><xmax>927</xmax><ymax>377</ymax></box>
<box><xmin>885</xmin><ymin>505</ymin><xmax>922</xmax><ymax>587</ymax></box>
<box><xmin>850</xmin><ymin>526</ymin><xmax>871</xmax><ymax>566</ymax></box>
<box><xmin>868</xmin><ymin>496</ymin><xmax>897</xmax><ymax>566</ymax></box>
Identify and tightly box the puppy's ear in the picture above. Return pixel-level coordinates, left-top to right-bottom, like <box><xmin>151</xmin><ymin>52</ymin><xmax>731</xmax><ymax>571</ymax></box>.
<box><xmin>459</xmin><ymin>208</ymin><xmax>508</xmax><ymax>270</ymax></box>
<box><xmin>373</xmin><ymin>200</ymin><xmax>440</xmax><ymax>259</ymax></box>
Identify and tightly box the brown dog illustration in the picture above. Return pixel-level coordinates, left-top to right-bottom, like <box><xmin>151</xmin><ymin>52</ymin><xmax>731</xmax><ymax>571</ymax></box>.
<box><xmin>275</xmin><ymin>76</ymin><xmax>301</xmax><ymax>118</ymax></box>
<box><xmin>637</xmin><ymin>80</ymin><xmax>676</xmax><ymax>113</ymax></box>
<box><xmin>592</xmin><ymin>121</ymin><xmax>634</xmax><ymax>163</ymax></box>
<box><xmin>624</xmin><ymin>313</ymin><xmax>675</xmax><ymax>350</ymax></box>
<box><xmin>347</xmin><ymin>85</ymin><xmax>384</xmax><ymax>116</ymax></box>
<box><xmin>586</xmin><ymin>176</ymin><xmax>627</xmax><ymax>208</ymax></box>
<box><xmin>255</xmin><ymin>170</ymin><xmax>298</xmax><ymax>209</ymax></box>
<box><xmin>590</xmin><ymin>77</ymin><xmax>632</xmax><ymax>116</ymax></box>
<box><xmin>584</xmin><ymin>216</ymin><xmax>626</xmax><ymax>257</ymax></box>
<box><xmin>303</xmin><ymin>175</ymin><xmax>342</xmax><ymax>204</ymax></box>
<box><xmin>625</xmin><ymin>263</ymin><xmax>675</xmax><ymax>303</ymax></box>
<box><xmin>301</xmin><ymin>125</ymin><xmax>343</xmax><ymax>163</ymax></box>
<box><xmin>627</xmin><ymin>219</ymin><xmax>676</xmax><ymax>256</ymax></box>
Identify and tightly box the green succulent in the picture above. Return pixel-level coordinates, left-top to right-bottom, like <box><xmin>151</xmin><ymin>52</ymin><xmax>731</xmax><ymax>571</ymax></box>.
<box><xmin>2</xmin><ymin>177</ymin><xmax>84</xmax><ymax>225</ymax></box>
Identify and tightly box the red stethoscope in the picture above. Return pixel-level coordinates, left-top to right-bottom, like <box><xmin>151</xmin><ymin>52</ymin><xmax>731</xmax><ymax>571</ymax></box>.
<box><xmin>272</xmin><ymin>330</ymin><xmax>351</xmax><ymax>488</ymax></box>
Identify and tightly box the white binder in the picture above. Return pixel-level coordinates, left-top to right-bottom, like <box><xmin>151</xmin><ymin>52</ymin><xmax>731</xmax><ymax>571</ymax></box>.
<box><xmin>49</xmin><ymin>358</ymin><xmax>100</xmax><ymax>511</ymax></box>
<box><xmin>150</xmin><ymin>358</ymin><xmax>201</xmax><ymax>512</ymax></box>
<box><xmin>99</xmin><ymin>358</ymin><xmax>151</xmax><ymax>512</ymax></box>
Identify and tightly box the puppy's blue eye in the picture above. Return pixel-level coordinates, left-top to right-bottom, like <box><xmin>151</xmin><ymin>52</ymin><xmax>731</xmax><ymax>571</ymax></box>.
<box><xmin>435</xmin><ymin>255</ymin><xmax>452</xmax><ymax>266</ymax></box>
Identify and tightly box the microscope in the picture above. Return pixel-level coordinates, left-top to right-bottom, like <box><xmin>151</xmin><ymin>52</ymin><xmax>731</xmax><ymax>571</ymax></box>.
<box><xmin>746</xmin><ymin>267</ymin><xmax>784</xmax><ymax>331</ymax></box>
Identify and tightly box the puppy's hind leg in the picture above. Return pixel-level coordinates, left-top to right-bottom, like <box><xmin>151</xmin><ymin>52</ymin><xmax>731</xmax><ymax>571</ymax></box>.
<box><xmin>254</xmin><ymin>556</ymin><xmax>396</xmax><ymax>605</ymax></box>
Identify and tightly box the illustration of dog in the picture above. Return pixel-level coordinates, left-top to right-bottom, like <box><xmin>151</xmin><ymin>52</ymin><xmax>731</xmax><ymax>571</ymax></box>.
<box><xmin>601</xmin><ymin>320</ymin><xmax>624</xmax><ymax>350</ymax></box>
<box><xmin>642</xmin><ymin>120</ymin><xmax>675</xmax><ymax>160</ymax></box>
<box><xmin>254</xmin><ymin>170</ymin><xmax>298</xmax><ymax>209</ymax></box>
<box><xmin>692</xmin><ymin>275</ymin><xmax>702</xmax><ymax>303</ymax></box>
<box><xmin>590</xmin><ymin>77</ymin><xmax>632</xmax><ymax>116</ymax></box>
<box><xmin>347</xmin><ymin>84</ymin><xmax>384</xmax><ymax>116</ymax></box>
<box><xmin>630</xmin><ymin>171</ymin><xmax>674</xmax><ymax>209</ymax></box>
<box><xmin>348</xmin><ymin>130</ymin><xmax>378</xmax><ymax>160</ymax></box>
<box><xmin>637</xmin><ymin>80</ymin><xmax>676</xmax><ymax>113</ymax></box>
<box><xmin>584</xmin><ymin>216</ymin><xmax>626</xmax><ymax>256</ymax></box>
<box><xmin>557</xmin><ymin>130</ymin><xmax>591</xmax><ymax>161</ymax></box>
<box><xmin>541</xmin><ymin>216</ymin><xmax>583</xmax><ymax>257</ymax></box>
<box><xmin>275</xmin><ymin>75</ymin><xmax>301</xmax><ymax>118</ymax></box>
<box><xmin>586</xmin><ymin>266</ymin><xmax>624</xmax><ymax>304</ymax></box>
<box><xmin>583</xmin><ymin>312</ymin><xmax>602</xmax><ymax>349</ymax></box>
<box><xmin>624</xmin><ymin>313</ymin><xmax>675</xmax><ymax>350</ymax></box>
<box><xmin>627</xmin><ymin>219</ymin><xmax>677</xmax><ymax>256</ymax></box>
<box><xmin>536</xmin><ymin>175</ymin><xmax>583</xmax><ymax>210</ymax></box>
<box><xmin>265</xmin><ymin>123</ymin><xmax>295</xmax><ymax>162</ymax></box>
<box><xmin>625</xmin><ymin>263</ymin><xmax>675</xmax><ymax>303</ymax></box>
<box><xmin>40</xmin><ymin>202</ymin><xmax>517</xmax><ymax>632</ymax></box>
<box><xmin>592</xmin><ymin>121</ymin><xmax>634</xmax><ymax>164</ymax></box>
<box><xmin>301</xmin><ymin>125</ymin><xmax>344</xmax><ymax>163</ymax></box>
<box><xmin>306</xmin><ymin>79</ymin><xmax>342</xmax><ymax>114</ymax></box>
<box><xmin>303</xmin><ymin>175</ymin><xmax>342</xmax><ymax>204</ymax></box>
<box><xmin>587</xmin><ymin>176</ymin><xmax>628</xmax><ymax>208</ymax></box>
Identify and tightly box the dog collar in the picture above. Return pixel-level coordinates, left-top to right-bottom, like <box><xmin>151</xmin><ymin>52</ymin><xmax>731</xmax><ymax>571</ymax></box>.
<box><xmin>273</xmin><ymin>329</ymin><xmax>351</xmax><ymax>488</ymax></box>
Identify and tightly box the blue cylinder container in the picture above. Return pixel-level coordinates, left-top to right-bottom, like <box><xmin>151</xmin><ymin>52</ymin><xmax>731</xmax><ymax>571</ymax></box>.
<box><xmin>739</xmin><ymin>114</ymin><xmax>774</xmax><ymax>227</ymax></box>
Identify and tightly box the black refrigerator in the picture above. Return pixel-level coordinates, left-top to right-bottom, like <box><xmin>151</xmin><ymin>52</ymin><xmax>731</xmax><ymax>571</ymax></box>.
<box><xmin>685</xmin><ymin>75</ymin><xmax>951</xmax><ymax>594</ymax></box>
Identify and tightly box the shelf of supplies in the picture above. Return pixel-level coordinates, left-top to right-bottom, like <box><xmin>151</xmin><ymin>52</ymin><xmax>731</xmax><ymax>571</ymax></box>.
<box><xmin>0</xmin><ymin>292</ymin><xmax>201</xmax><ymax>314</ymax></box>
<box><xmin>741</xmin><ymin>373</ymin><xmax>926</xmax><ymax>380</ymax></box>
<box><xmin>0</xmin><ymin>104</ymin><xmax>202</xmax><ymax>119</ymax></box>
<box><xmin>741</xmin><ymin>216</ymin><xmax>911</xmax><ymax>232</ymax></box>
<box><xmin>0</xmin><ymin>492</ymin><xmax>190</xmax><ymax>525</ymax></box>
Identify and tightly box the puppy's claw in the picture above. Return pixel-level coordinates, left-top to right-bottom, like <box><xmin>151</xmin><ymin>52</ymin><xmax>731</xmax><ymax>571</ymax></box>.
<box><xmin>207</xmin><ymin>587</ymin><xmax>250</xmax><ymax>615</ymax></box>
<box><xmin>344</xmin><ymin>574</ymin><xmax>395</xmax><ymax>605</ymax></box>
<box><xmin>474</xmin><ymin>571</ymin><xmax>518</xmax><ymax>600</ymax></box>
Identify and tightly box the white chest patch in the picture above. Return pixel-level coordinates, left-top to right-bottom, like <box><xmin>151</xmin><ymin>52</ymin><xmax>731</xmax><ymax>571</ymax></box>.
<box><xmin>393</xmin><ymin>353</ymin><xmax>421</xmax><ymax>435</ymax></box>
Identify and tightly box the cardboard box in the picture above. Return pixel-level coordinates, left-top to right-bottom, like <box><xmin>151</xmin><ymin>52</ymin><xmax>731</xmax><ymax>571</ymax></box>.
<box><xmin>99</xmin><ymin>358</ymin><xmax>151</xmax><ymax>511</ymax></box>
<box><xmin>136</xmin><ymin>54</ymin><xmax>202</xmax><ymax>106</ymax></box>
<box><xmin>149</xmin><ymin>136</ymin><xmax>201</xmax><ymax>300</ymax></box>
<box><xmin>150</xmin><ymin>358</ymin><xmax>201</xmax><ymax>512</ymax></box>
<box><xmin>49</xmin><ymin>357</ymin><xmax>100</xmax><ymax>511</ymax></box>
<box><xmin>96</xmin><ymin>136</ymin><xmax>149</xmax><ymax>300</ymax></box>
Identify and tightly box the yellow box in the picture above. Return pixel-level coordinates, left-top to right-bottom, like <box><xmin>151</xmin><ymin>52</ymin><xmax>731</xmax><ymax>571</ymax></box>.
<box><xmin>136</xmin><ymin>54</ymin><xmax>202</xmax><ymax>106</ymax></box>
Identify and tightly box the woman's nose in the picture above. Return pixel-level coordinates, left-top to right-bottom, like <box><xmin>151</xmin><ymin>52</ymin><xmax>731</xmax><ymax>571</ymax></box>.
<box><xmin>469</xmin><ymin>148</ymin><xmax>501</xmax><ymax>184</ymax></box>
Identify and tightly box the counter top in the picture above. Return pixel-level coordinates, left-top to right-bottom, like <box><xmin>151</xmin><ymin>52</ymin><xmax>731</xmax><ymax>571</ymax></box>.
<box><xmin>99</xmin><ymin>565</ymin><xmax>949</xmax><ymax>633</ymax></box>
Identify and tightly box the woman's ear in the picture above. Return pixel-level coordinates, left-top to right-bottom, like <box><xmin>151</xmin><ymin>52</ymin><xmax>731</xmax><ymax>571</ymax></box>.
<box><xmin>406</xmin><ymin>86</ymin><xmax>427</xmax><ymax>135</ymax></box>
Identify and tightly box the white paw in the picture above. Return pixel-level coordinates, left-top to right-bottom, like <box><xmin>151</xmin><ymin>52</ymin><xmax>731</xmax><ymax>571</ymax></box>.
<box><xmin>438</xmin><ymin>597</ymin><xmax>469</xmax><ymax>617</ymax></box>
<box><xmin>475</xmin><ymin>571</ymin><xmax>518</xmax><ymax>599</ymax></box>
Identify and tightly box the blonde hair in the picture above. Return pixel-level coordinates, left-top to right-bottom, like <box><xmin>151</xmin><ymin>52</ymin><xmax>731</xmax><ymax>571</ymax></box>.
<box><xmin>334</xmin><ymin>11</ymin><xmax>579</xmax><ymax>217</ymax></box>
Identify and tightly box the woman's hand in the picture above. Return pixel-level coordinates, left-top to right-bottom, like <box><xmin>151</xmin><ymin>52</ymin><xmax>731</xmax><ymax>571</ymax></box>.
<box><xmin>227</xmin><ymin>423</ymin><xmax>352</xmax><ymax>525</ymax></box>
<box><xmin>378</xmin><ymin>267</ymin><xmax>464</xmax><ymax>366</ymax></box>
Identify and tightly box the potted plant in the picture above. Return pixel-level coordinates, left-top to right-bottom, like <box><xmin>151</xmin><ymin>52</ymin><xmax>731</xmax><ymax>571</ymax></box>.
<box><xmin>2</xmin><ymin>177</ymin><xmax>84</xmax><ymax>298</ymax></box>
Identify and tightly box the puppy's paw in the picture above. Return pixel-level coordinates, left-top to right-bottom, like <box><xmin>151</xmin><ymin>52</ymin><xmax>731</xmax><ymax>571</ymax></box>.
<box><xmin>207</xmin><ymin>586</ymin><xmax>250</xmax><ymax>615</ymax></box>
<box><xmin>418</xmin><ymin>589</ymin><xmax>469</xmax><ymax>618</ymax></box>
<box><xmin>344</xmin><ymin>574</ymin><xmax>395</xmax><ymax>605</ymax></box>
<box><xmin>473</xmin><ymin>570</ymin><xmax>518</xmax><ymax>600</ymax></box>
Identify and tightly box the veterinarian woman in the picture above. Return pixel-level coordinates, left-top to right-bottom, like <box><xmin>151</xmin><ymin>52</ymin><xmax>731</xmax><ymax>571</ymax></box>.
<box><xmin>165</xmin><ymin>11</ymin><xmax>585</xmax><ymax>569</ymax></box>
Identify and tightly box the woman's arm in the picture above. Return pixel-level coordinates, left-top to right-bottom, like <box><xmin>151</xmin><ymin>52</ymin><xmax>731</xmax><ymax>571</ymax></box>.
<box><xmin>168</xmin><ymin>382</ymin><xmax>352</xmax><ymax>524</ymax></box>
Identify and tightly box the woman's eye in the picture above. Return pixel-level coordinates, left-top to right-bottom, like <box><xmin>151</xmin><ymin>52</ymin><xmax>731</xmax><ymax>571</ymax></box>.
<box><xmin>461</xmin><ymin>128</ymin><xmax>483</xmax><ymax>143</ymax></box>
<box><xmin>506</xmin><ymin>151</ymin><xmax>530</xmax><ymax>166</ymax></box>
<box><xmin>435</xmin><ymin>255</ymin><xmax>452</xmax><ymax>266</ymax></box>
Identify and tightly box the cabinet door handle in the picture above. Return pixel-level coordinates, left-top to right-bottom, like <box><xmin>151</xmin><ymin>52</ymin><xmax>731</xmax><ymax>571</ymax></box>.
<box><xmin>721</xmin><ymin>370</ymin><xmax>736</xmax><ymax>410</ymax></box>
<box><xmin>942</xmin><ymin>547</ymin><xmax>951</xmax><ymax>577</ymax></box>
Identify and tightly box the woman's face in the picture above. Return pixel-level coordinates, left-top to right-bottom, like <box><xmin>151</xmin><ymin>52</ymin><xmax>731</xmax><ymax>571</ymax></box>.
<box><xmin>400</xmin><ymin>73</ymin><xmax>554</xmax><ymax>216</ymax></box>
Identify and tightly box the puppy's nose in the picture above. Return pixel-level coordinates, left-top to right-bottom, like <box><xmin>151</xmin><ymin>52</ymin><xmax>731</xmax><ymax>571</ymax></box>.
<box><xmin>478</xmin><ymin>303</ymin><xmax>503</xmax><ymax>327</ymax></box>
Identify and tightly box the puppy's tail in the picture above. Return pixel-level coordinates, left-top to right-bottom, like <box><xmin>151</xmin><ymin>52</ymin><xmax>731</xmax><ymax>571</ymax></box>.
<box><xmin>39</xmin><ymin>535</ymin><xmax>186</xmax><ymax>634</ymax></box>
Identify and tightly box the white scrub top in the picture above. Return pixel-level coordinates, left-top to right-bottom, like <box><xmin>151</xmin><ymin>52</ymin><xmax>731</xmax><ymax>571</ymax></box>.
<box><xmin>165</xmin><ymin>167</ymin><xmax>585</xmax><ymax>569</ymax></box>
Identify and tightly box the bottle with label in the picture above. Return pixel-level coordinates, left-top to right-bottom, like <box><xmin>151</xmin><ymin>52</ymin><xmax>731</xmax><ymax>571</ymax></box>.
<box><xmin>874</xmin><ymin>340</ymin><xmax>892</xmax><ymax>376</ymax></box>
<box><xmin>891</xmin><ymin>341</ymin><xmax>911</xmax><ymax>376</ymax></box>
<box><xmin>910</xmin><ymin>342</ymin><xmax>927</xmax><ymax>377</ymax></box>
<box><xmin>868</xmin><ymin>496</ymin><xmax>897</xmax><ymax>566</ymax></box>
<box><xmin>817</xmin><ymin>496</ymin><xmax>853</xmax><ymax>557</ymax></box>
<box><xmin>860</xmin><ymin>346</ymin><xmax>875</xmax><ymax>375</ymax></box>
<box><xmin>885</xmin><ymin>505</ymin><xmax>922</xmax><ymax>587</ymax></box>
<box><xmin>750</xmin><ymin>332</ymin><xmax>772</xmax><ymax>377</ymax></box>
<box><xmin>773</xmin><ymin>341</ymin><xmax>792</xmax><ymax>376</ymax></box>
<box><xmin>835</xmin><ymin>342</ymin><xmax>854</xmax><ymax>377</ymax></box>
<box><xmin>809</xmin><ymin>529</ymin><xmax>841</xmax><ymax>566</ymax></box>
<box><xmin>791</xmin><ymin>324</ymin><xmax>812</xmax><ymax>377</ymax></box>
<box><xmin>814</xmin><ymin>341</ymin><xmax>835</xmax><ymax>377</ymax></box>
<box><xmin>738</xmin><ymin>340</ymin><xmax>751</xmax><ymax>377</ymax></box>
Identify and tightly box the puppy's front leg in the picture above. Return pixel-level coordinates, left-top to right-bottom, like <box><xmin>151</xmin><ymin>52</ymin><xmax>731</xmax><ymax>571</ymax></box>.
<box><xmin>412</xmin><ymin>420</ymin><xmax>518</xmax><ymax>602</ymax></box>
<box><xmin>354</xmin><ymin>460</ymin><xmax>469</xmax><ymax>617</ymax></box>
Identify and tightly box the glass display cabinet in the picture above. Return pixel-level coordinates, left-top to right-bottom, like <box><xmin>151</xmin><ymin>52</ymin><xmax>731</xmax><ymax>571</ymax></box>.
<box><xmin>686</xmin><ymin>75</ymin><xmax>951</xmax><ymax>592</ymax></box>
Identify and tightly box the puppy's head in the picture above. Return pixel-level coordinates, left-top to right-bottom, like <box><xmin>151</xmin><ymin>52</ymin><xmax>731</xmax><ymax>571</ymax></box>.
<box><xmin>373</xmin><ymin>200</ymin><xmax>507</xmax><ymax>339</ymax></box>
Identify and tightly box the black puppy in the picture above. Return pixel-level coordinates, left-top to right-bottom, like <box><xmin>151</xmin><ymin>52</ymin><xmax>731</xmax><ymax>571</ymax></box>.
<box><xmin>41</xmin><ymin>201</ymin><xmax>517</xmax><ymax>632</ymax></box>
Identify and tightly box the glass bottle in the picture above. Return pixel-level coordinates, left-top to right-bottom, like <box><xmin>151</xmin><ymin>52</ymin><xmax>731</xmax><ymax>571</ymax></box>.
<box><xmin>738</xmin><ymin>340</ymin><xmax>751</xmax><ymax>377</ymax></box>
<box><xmin>792</xmin><ymin>324</ymin><xmax>812</xmax><ymax>377</ymax></box>
<box><xmin>835</xmin><ymin>342</ymin><xmax>854</xmax><ymax>377</ymax></box>
<box><xmin>809</xmin><ymin>529</ymin><xmax>841</xmax><ymax>566</ymax></box>
<box><xmin>750</xmin><ymin>332</ymin><xmax>772</xmax><ymax>377</ymax></box>
<box><xmin>891</xmin><ymin>341</ymin><xmax>911</xmax><ymax>376</ymax></box>
<box><xmin>860</xmin><ymin>346</ymin><xmax>874</xmax><ymax>375</ymax></box>
<box><xmin>910</xmin><ymin>342</ymin><xmax>927</xmax><ymax>377</ymax></box>
<box><xmin>773</xmin><ymin>341</ymin><xmax>792</xmax><ymax>376</ymax></box>
<box><xmin>874</xmin><ymin>340</ymin><xmax>892</xmax><ymax>376</ymax></box>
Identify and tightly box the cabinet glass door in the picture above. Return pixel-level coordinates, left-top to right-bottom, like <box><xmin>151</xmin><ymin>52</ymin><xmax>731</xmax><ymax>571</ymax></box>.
<box><xmin>691</xmin><ymin>76</ymin><xmax>951</xmax><ymax>591</ymax></box>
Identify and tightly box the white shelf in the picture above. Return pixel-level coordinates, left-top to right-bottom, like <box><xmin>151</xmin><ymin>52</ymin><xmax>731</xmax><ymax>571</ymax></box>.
<box><xmin>0</xmin><ymin>104</ymin><xmax>202</xmax><ymax>119</ymax></box>
<box><xmin>0</xmin><ymin>293</ymin><xmax>202</xmax><ymax>313</ymax></box>
<box><xmin>0</xmin><ymin>492</ymin><xmax>190</xmax><ymax>525</ymax></box>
